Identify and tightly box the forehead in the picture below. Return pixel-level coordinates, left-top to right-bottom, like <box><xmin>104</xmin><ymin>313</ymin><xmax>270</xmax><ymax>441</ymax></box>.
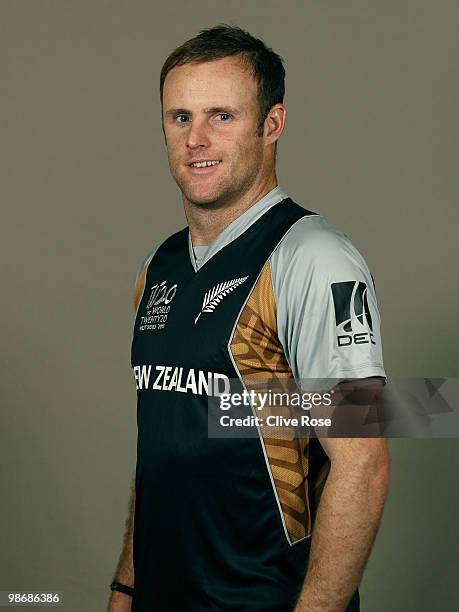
<box><xmin>162</xmin><ymin>56</ymin><xmax>258</xmax><ymax>111</ymax></box>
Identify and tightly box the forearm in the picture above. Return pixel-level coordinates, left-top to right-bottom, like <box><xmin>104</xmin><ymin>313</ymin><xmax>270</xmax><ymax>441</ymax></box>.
<box><xmin>295</xmin><ymin>444</ymin><xmax>389</xmax><ymax>611</ymax></box>
<box><xmin>114</xmin><ymin>482</ymin><xmax>136</xmax><ymax>585</ymax></box>
<box><xmin>107</xmin><ymin>480</ymin><xmax>136</xmax><ymax>611</ymax></box>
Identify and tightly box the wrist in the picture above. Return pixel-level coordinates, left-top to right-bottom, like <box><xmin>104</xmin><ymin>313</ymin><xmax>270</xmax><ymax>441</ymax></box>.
<box><xmin>110</xmin><ymin>582</ymin><xmax>134</xmax><ymax>598</ymax></box>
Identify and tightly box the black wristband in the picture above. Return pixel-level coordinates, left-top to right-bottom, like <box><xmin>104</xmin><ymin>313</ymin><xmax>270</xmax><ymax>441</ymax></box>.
<box><xmin>110</xmin><ymin>581</ymin><xmax>134</xmax><ymax>597</ymax></box>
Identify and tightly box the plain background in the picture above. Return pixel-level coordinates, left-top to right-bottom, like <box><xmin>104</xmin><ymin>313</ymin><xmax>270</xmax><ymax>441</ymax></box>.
<box><xmin>1</xmin><ymin>1</ymin><xmax>458</xmax><ymax>610</ymax></box>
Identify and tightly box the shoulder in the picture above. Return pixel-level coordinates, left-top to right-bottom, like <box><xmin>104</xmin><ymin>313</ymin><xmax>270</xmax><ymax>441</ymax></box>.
<box><xmin>274</xmin><ymin>212</ymin><xmax>367</xmax><ymax>269</ymax></box>
<box><xmin>134</xmin><ymin>226</ymin><xmax>188</xmax><ymax>282</ymax></box>
<box><xmin>133</xmin><ymin>244</ymin><xmax>158</xmax><ymax>312</ymax></box>
<box><xmin>134</xmin><ymin>244</ymin><xmax>158</xmax><ymax>287</ymax></box>
<box><xmin>271</xmin><ymin>212</ymin><xmax>373</xmax><ymax>286</ymax></box>
<box><xmin>132</xmin><ymin>226</ymin><xmax>188</xmax><ymax>312</ymax></box>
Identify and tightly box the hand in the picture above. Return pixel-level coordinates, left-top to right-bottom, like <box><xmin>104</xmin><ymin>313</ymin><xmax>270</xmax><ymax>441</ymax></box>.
<box><xmin>107</xmin><ymin>590</ymin><xmax>132</xmax><ymax>612</ymax></box>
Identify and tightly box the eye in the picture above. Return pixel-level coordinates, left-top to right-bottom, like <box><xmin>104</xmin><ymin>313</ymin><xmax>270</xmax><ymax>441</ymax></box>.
<box><xmin>175</xmin><ymin>114</ymin><xmax>190</xmax><ymax>124</ymax></box>
<box><xmin>216</xmin><ymin>113</ymin><xmax>232</xmax><ymax>122</ymax></box>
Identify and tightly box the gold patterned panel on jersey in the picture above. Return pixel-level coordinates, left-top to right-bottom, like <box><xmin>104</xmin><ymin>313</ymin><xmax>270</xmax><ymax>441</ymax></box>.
<box><xmin>230</xmin><ymin>260</ymin><xmax>327</xmax><ymax>543</ymax></box>
<box><xmin>134</xmin><ymin>265</ymin><xmax>148</xmax><ymax>313</ymax></box>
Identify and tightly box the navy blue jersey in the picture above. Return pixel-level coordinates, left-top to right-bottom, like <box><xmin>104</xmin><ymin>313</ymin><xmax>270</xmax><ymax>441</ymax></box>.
<box><xmin>130</xmin><ymin>189</ymin><xmax>384</xmax><ymax>611</ymax></box>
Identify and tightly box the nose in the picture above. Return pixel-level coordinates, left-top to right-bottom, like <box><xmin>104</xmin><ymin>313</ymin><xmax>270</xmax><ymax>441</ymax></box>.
<box><xmin>186</xmin><ymin>118</ymin><xmax>211</xmax><ymax>150</ymax></box>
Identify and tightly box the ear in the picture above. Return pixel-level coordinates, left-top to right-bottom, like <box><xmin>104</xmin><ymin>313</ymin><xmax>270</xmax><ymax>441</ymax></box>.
<box><xmin>264</xmin><ymin>104</ymin><xmax>286</xmax><ymax>144</ymax></box>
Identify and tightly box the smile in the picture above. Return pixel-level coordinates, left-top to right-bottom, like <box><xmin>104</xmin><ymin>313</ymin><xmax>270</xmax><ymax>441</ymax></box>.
<box><xmin>188</xmin><ymin>160</ymin><xmax>221</xmax><ymax>168</ymax></box>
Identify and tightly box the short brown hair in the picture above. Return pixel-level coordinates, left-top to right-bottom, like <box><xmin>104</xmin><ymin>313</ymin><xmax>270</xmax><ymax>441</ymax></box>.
<box><xmin>160</xmin><ymin>24</ymin><xmax>285</xmax><ymax>135</ymax></box>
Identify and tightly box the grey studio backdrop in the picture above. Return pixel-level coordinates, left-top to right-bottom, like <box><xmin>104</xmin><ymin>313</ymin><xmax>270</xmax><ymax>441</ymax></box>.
<box><xmin>1</xmin><ymin>1</ymin><xmax>458</xmax><ymax>611</ymax></box>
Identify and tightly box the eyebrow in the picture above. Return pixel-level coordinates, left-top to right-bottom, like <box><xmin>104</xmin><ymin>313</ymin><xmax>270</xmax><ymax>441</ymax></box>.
<box><xmin>164</xmin><ymin>106</ymin><xmax>242</xmax><ymax>118</ymax></box>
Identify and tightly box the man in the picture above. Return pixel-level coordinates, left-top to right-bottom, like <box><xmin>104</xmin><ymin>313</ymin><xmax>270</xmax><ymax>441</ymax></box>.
<box><xmin>108</xmin><ymin>25</ymin><xmax>389</xmax><ymax>612</ymax></box>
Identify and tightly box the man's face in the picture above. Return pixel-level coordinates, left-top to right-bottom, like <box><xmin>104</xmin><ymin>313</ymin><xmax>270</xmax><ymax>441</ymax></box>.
<box><xmin>162</xmin><ymin>56</ymin><xmax>267</xmax><ymax>208</ymax></box>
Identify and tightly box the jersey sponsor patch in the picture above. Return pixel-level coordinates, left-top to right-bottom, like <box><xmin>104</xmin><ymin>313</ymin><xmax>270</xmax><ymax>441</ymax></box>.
<box><xmin>331</xmin><ymin>280</ymin><xmax>375</xmax><ymax>347</ymax></box>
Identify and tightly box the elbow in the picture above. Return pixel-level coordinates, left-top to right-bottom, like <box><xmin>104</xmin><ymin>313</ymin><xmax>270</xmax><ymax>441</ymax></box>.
<box><xmin>367</xmin><ymin>444</ymin><xmax>390</xmax><ymax>499</ymax></box>
<box><xmin>350</xmin><ymin>441</ymin><xmax>391</xmax><ymax>492</ymax></box>
<box><xmin>373</xmin><ymin>451</ymin><xmax>390</xmax><ymax>492</ymax></box>
<box><xmin>327</xmin><ymin>438</ymin><xmax>391</xmax><ymax>496</ymax></box>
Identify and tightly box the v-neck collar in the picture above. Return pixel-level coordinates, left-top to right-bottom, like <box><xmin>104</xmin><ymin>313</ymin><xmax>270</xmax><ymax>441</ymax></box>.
<box><xmin>188</xmin><ymin>186</ymin><xmax>288</xmax><ymax>272</ymax></box>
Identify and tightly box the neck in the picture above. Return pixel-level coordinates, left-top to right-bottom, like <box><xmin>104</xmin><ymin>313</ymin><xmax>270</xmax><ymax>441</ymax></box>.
<box><xmin>184</xmin><ymin>175</ymin><xmax>277</xmax><ymax>246</ymax></box>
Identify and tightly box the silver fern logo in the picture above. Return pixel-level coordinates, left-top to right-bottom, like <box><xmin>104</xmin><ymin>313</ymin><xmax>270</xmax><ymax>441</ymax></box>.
<box><xmin>194</xmin><ymin>276</ymin><xmax>249</xmax><ymax>324</ymax></box>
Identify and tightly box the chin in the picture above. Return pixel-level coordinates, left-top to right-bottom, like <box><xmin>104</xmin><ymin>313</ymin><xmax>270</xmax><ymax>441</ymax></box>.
<box><xmin>187</xmin><ymin>194</ymin><xmax>223</xmax><ymax>209</ymax></box>
<box><xmin>183</xmin><ymin>185</ymin><xmax>228</xmax><ymax>208</ymax></box>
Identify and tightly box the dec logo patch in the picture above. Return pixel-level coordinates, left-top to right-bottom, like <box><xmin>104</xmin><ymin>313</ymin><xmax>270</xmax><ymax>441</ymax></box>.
<box><xmin>331</xmin><ymin>281</ymin><xmax>376</xmax><ymax>347</ymax></box>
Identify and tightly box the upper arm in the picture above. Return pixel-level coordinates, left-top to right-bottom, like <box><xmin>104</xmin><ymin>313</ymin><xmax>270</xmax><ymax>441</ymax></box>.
<box><xmin>317</xmin><ymin>377</ymin><xmax>390</xmax><ymax>470</ymax></box>
<box><xmin>270</xmin><ymin>216</ymin><xmax>388</xmax><ymax>466</ymax></box>
<box><xmin>134</xmin><ymin>265</ymin><xmax>148</xmax><ymax>313</ymax></box>
<box><xmin>133</xmin><ymin>245</ymin><xmax>159</xmax><ymax>313</ymax></box>
<box><xmin>270</xmin><ymin>216</ymin><xmax>386</xmax><ymax>384</ymax></box>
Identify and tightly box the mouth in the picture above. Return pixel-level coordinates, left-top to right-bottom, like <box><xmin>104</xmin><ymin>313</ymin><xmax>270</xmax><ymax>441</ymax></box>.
<box><xmin>186</xmin><ymin>159</ymin><xmax>222</xmax><ymax>173</ymax></box>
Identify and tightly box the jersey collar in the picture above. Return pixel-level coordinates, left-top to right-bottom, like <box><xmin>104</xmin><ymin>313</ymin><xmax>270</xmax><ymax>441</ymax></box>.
<box><xmin>188</xmin><ymin>186</ymin><xmax>289</xmax><ymax>272</ymax></box>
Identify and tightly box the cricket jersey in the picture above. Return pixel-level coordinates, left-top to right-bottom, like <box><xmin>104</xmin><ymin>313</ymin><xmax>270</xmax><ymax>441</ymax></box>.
<box><xmin>130</xmin><ymin>187</ymin><xmax>385</xmax><ymax>611</ymax></box>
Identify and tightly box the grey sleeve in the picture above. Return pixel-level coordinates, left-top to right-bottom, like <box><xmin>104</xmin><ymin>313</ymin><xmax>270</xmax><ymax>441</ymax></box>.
<box><xmin>270</xmin><ymin>216</ymin><xmax>386</xmax><ymax>385</ymax></box>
